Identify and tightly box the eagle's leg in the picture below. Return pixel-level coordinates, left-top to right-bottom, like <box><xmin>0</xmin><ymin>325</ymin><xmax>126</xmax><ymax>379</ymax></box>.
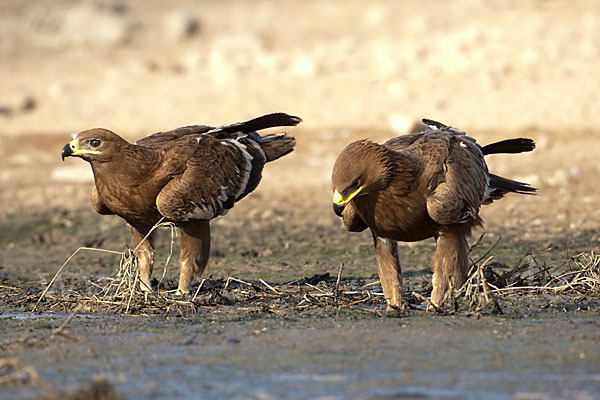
<box><xmin>176</xmin><ymin>220</ymin><xmax>211</xmax><ymax>295</ymax></box>
<box><xmin>372</xmin><ymin>233</ymin><xmax>403</xmax><ymax>311</ymax></box>
<box><xmin>127</xmin><ymin>224</ymin><xmax>156</xmax><ymax>292</ymax></box>
<box><xmin>431</xmin><ymin>226</ymin><xmax>469</xmax><ymax>307</ymax></box>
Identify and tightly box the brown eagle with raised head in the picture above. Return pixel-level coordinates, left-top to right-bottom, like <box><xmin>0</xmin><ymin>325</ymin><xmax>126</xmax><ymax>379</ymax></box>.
<box><xmin>331</xmin><ymin>119</ymin><xmax>536</xmax><ymax>309</ymax></box>
<box><xmin>62</xmin><ymin>113</ymin><xmax>301</xmax><ymax>295</ymax></box>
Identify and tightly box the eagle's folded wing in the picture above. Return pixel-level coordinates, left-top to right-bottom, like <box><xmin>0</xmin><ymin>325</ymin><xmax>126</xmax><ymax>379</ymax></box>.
<box><xmin>383</xmin><ymin>133</ymin><xmax>425</xmax><ymax>151</ymax></box>
<box><xmin>156</xmin><ymin>135</ymin><xmax>260</xmax><ymax>221</ymax></box>
<box><xmin>135</xmin><ymin>125</ymin><xmax>214</xmax><ymax>146</ymax></box>
<box><xmin>425</xmin><ymin>135</ymin><xmax>488</xmax><ymax>225</ymax></box>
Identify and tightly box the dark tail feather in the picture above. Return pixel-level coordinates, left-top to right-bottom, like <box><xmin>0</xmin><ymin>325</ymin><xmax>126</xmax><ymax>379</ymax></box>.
<box><xmin>214</xmin><ymin>113</ymin><xmax>299</xmax><ymax>161</ymax></box>
<box><xmin>482</xmin><ymin>138</ymin><xmax>535</xmax><ymax>155</ymax></box>
<box><xmin>490</xmin><ymin>174</ymin><xmax>536</xmax><ymax>194</ymax></box>
<box><xmin>260</xmin><ymin>134</ymin><xmax>296</xmax><ymax>162</ymax></box>
<box><xmin>484</xmin><ymin>173</ymin><xmax>536</xmax><ymax>204</ymax></box>
<box><xmin>224</xmin><ymin>113</ymin><xmax>302</xmax><ymax>134</ymax></box>
<box><xmin>422</xmin><ymin>118</ymin><xmax>447</xmax><ymax>129</ymax></box>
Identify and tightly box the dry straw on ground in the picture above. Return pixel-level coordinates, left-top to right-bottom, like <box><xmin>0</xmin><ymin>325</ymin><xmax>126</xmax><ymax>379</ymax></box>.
<box><xmin>26</xmin><ymin>222</ymin><xmax>600</xmax><ymax>317</ymax></box>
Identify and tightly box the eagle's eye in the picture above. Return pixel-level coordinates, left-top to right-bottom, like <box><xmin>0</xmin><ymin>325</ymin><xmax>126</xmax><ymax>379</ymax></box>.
<box><xmin>351</xmin><ymin>179</ymin><xmax>360</xmax><ymax>188</ymax></box>
<box><xmin>89</xmin><ymin>139</ymin><xmax>101</xmax><ymax>148</ymax></box>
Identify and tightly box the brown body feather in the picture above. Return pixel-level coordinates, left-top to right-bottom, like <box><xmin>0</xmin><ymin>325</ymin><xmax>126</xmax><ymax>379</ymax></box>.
<box><xmin>63</xmin><ymin>113</ymin><xmax>300</xmax><ymax>294</ymax></box>
<box><xmin>332</xmin><ymin>120</ymin><xmax>535</xmax><ymax>308</ymax></box>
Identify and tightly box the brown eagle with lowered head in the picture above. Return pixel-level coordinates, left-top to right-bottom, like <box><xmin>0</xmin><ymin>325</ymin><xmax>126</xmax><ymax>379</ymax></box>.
<box><xmin>331</xmin><ymin>119</ymin><xmax>536</xmax><ymax>309</ymax></box>
<box><xmin>62</xmin><ymin>113</ymin><xmax>301</xmax><ymax>295</ymax></box>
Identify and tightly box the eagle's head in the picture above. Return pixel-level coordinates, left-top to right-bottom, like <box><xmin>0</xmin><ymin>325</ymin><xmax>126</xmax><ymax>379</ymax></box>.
<box><xmin>61</xmin><ymin>128</ymin><xmax>128</xmax><ymax>162</ymax></box>
<box><xmin>331</xmin><ymin>140</ymin><xmax>395</xmax><ymax>217</ymax></box>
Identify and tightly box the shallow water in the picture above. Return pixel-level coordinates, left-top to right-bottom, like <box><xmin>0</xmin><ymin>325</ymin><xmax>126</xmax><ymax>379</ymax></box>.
<box><xmin>0</xmin><ymin>311</ymin><xmax>100</xmax><ymax>320</ymax></box>
<box><xmin>0</xmin><ymin>312</ymin><xmax>61</xmax><ymax>320</ymax></box>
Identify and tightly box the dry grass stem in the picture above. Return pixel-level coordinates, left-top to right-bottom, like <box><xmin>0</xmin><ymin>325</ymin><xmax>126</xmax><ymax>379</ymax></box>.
<box><xmin>21</xmin><ymin>225</ymin><xmax>600</xmax><ymax>318</ymax></box>
<box><xmin>33</xmin><ymin>247</ymin><xmax>123</xmax><ymax>312</ymax></box>
<box><xmin>191</xmin><ymin>278</ymin><xmax>207</xmax><ymax>302</ymax></box>
<box><xmin>48</xmin><ymin>305</ymin><xmax>81</xmax><ymax>340</ymax></box>
<box><xmin>334</xmin><ymin>262</ymin><xmax>344</xmax><ymax>303</ymax></box>
<box><xmin>259</xmin><ymin>279</ymin><xmax>281</xmax><ymax>295</ymax></box>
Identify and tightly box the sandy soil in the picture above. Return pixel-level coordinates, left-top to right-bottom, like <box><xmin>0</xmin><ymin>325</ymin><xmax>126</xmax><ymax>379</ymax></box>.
<box><xmin>1</xmin><ymin>0</ymin><xmax>599</xmax><ymax>399</ymax></box>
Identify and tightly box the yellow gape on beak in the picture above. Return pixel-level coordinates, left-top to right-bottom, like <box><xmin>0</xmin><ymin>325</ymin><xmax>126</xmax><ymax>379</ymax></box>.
<box><xmin>71</xmin><ymin>139</ymin><xmax>100</xmax><ymax>156</ymax></box>
<box><xmin>333</xmin><ymin>186</ymin><xmax>363</xmax><ymax>206</ymax></box>
<box><xmin>333</xmin><ymin>190</ymin><xmax>345</xmax><ymax>206</ymax></box>
<box><xmin>332</xmin><ymin>186</ymin><xmax>363</xmax><ymax>217</ymax></box>
<box><xmin>62</xmin><ymin>138</ymin><xmax>101</xmax><ymax>160</ymax></box>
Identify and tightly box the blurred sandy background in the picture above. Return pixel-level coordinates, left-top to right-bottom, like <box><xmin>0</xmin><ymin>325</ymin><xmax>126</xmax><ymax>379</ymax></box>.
<box><xmin>2</xmin><ymin>0</ymin><xmax>600</xmax><ymax>135</ymax></box>
<box><xmin>1</xmin><ymin>0</ymin><xmax>599</xmax><ymax>276</ymax></box>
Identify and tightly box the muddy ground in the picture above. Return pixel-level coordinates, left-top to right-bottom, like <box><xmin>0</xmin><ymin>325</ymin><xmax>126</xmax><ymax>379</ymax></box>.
<box><xmin>1</xmin><ymin>0</ymin><xmax>600</xmax><ymax>399</ymax></box>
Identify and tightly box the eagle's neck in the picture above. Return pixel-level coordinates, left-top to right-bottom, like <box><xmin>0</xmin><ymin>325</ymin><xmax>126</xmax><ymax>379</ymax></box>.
<box><xmin>88</xmin><ymin>144</ymin><xmax>168</xmax><ymax>222</ymax></box>
<box><xmin>365</xmin><ymin>144</ymin><xmax>418</xmax><ymax>192</ymax></box>
<box><xmin>90</xmin><ymin>144</ymin><xmax>163</xmax><ymax>188</ymax></box>
<box><xmin>355</xmin><ymin>144</ymin><xmax>422</xmax><ymax>203</ymax></box>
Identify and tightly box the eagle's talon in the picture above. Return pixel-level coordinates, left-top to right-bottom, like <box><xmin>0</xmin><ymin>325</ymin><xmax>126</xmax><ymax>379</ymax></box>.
<box><xmin>173</xmin><ymin>289</ymin><xmax>187</xmax><ymax>297</ymax></box>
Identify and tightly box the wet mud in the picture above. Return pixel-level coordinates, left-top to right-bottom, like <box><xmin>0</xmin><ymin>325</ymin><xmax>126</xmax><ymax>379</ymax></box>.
<box><xmin>1</xmin><ymin>310</ymin><xmax>600</xmax><ymax>400</ymax></box>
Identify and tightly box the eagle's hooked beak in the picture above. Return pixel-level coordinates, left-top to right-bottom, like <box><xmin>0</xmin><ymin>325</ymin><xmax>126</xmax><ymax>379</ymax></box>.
<box><xmin>61</xmin><ymin>138</ymin><xmax>99</xmax><ymax>161</ymax></box>
<box><xmin>333</xmin><ymin>190</ymin><xmax>345</xmax><ymax>217</ymax></box>
<box><xmin>332</xmin><ymin>186</ymin><xmax>363</xmax><ymax>217</ymax></box>
<box><xmin>61</xmin><ymin>141</ymin><xmax>74</xmax><ymax>161</ymax></box>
